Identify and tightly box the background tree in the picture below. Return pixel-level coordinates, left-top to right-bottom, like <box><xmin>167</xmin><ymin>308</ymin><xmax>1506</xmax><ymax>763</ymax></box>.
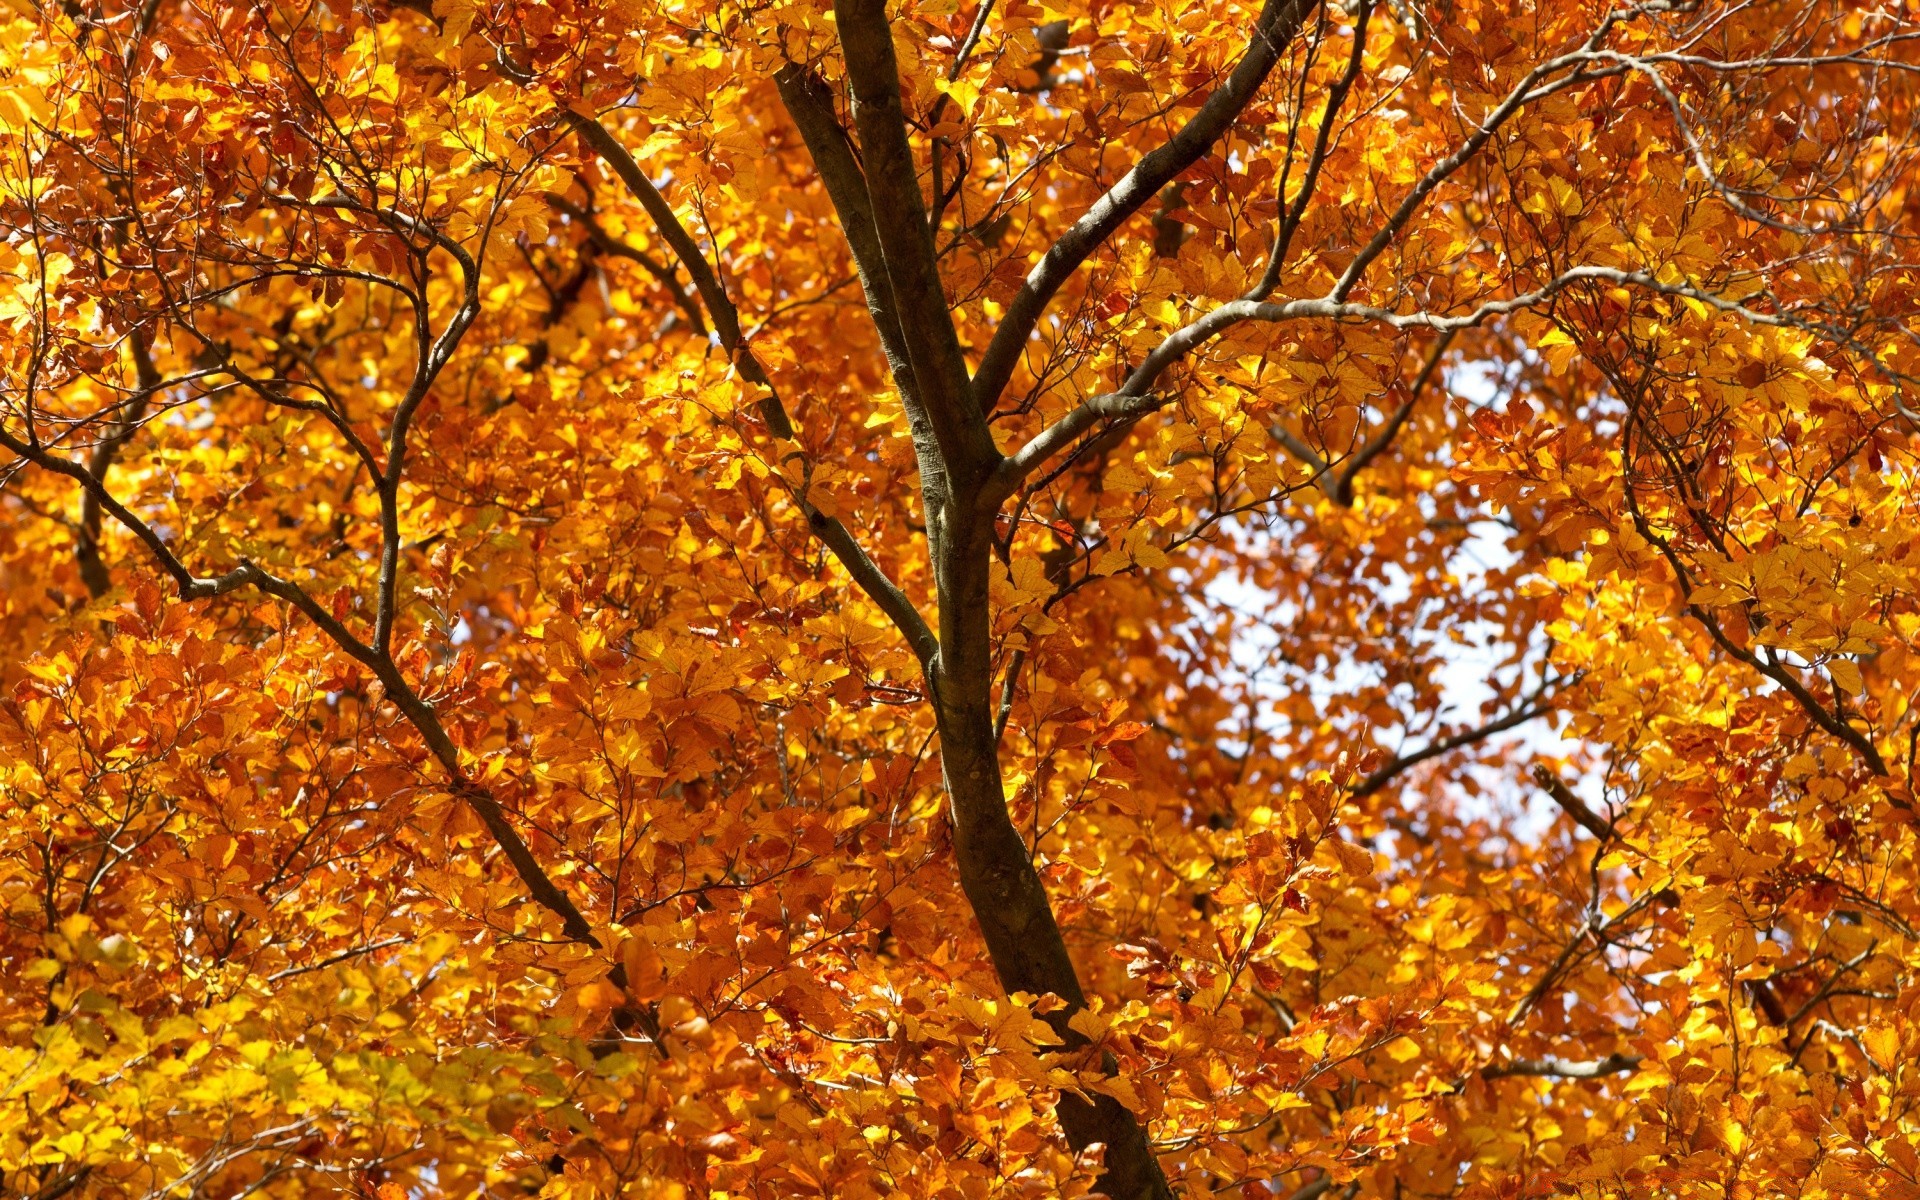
<box><xmin>4</xmin><ymin>0</ymin><xmax>1920</xmax><ymax>1198</ymax></box>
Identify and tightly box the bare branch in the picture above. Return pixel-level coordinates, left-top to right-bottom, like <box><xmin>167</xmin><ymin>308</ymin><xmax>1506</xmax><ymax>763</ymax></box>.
<box><xmin>1349</xmin><ymin>688</ymin><xmax>1557</xmax><ymax>799</ymax></box>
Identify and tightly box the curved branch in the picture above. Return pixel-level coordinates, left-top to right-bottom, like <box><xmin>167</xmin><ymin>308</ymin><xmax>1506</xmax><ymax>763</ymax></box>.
<box><xmin>987</xmin><ymin>390</ymin><xmax>1170</xmax><ymax>505</ymax></box>
<box><xmin>1349</xmin><ymin>688</ymin><xmax>1556</xmax><ymax>799</ymax></box>
<box><xmin>567</xmin><ymin>110</ymin><xmax>791</xmax><ymax>439</ymax></box>
<box><xmin>546</xmin><ymin>193</ymin><xmax>708</xmax><ymax>337</ymax></box>
<box><xmin>970</xmin><ymin>0</ymin><xmax>1322</xmax><ymax>411</ymax></box>
<box><xmin>571</xmin><ymin>108</ymin><xmax>938</xmax><ymax>667</ymax></box>
<box><xmin>0</xmin><ymin>421</ymin><xmax>601</xmax><ymax>945</ymax></box>
<box><xmin>1330</xmin><ymin>329</ymin><xmax>1454</xmax><ymax>504</ymax></box>
<box><xmin>75</xmin><ymin>330</ymin><xmax>163</xmax><ymax>596</ymax></box>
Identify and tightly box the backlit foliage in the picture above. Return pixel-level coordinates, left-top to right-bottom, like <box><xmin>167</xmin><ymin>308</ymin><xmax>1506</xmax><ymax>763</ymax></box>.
<box><xmin>4</xmin><ymin>0</ymin><xmax>1920</xmax><ymax>1197</ymax></box>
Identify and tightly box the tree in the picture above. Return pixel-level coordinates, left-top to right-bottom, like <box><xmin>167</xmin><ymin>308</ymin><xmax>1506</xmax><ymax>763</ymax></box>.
<box><xmin>4</xmin><ymin>0</ymin><xmax>1920</xmax><ymax>1195</ymax></box>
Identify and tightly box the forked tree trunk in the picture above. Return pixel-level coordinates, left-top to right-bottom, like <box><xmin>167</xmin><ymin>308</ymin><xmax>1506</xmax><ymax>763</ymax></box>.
<box><xmin>764</xmin><ymin>1</ymin><xmax>1315</xmax><ymax>1188</ymax></box>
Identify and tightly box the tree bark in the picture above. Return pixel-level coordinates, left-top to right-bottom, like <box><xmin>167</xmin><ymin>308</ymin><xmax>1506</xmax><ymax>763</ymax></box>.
<box><xmin>932</xmin><ymin>507</ymin><xmax>1173</xmax><ymax>1200</ymax></box>
<box><xmin>782</xmin><ymin>1</ymin><xmax>1322</xmax><ymax>1190</ymax></box>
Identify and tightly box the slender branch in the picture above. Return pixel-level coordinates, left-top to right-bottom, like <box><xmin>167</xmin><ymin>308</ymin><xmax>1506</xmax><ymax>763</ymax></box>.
<box><xmin>970</xmin><ymin>0</ymin><xmax>1321</xmax><ymax>412</ymax></box>
<box><xmin>1094</xmin><ymin>256</ymin><xmax>1893</xmax><ymax>465</ymax></box>
<box><xmin>993</xmin><ymin>647</ymin><xmax>1025</xmax><ymax>742</ymax></box>
<box><xmin>987</xmin><ymin>391</ymin><xmax>1170</xmax><ymax>504</ymax></box>
<box><xmin>1785</xmin><ymin>945</ymin><xmax>1878</xmax><ymax>1031</ymax></box>
<box><xmin>1331</xmin><ymin>328</ymin><xmax>1453</xmax><ymax>504</ymax></box>
<box><xmin>565</xmin><ymin>111</ymin><xmax>796</xmax><ymax>439</ymax></box>
<box><xmin>1348</xmin><ymin>689</ymin><xmax>1556</xmax><ymax>798</ymax></box>
<box><xmin>926</xmin><ymin>0</ymin><xmax>999</xmax><ymax>234</ymax></box>
<box><xmin>1320</xmin><ymin>13</ymin><xmax>1920</xmax><ymax>306</ymax></box>
<box><xmin>970</xmin><ymin>6</ymin><xmax>1920</xmax><ymax>498</ymax></box>
<box><xmin>1483</xmin><ymin>1052</ymin><xmax>1641</xmax><ymax>1079</ymax></box>
<box><xmin>1507</xmin><ymin>891</ymin><xmax>1657</xmax><ymax>1026</ymax></box>
<box><xmin>1269</xmin><ymin>423</ymin><xmax>1333</xmax><ymax>490</ymax></box>
<box><xmin>287</xmin><ymin>190</ymin><xmax>490</xmax><ymax>662</ymax></box>
<box><xmin>1693</xmin><ymin>603</ymin><xmax>1887</xmax><ymax>775</ymax></box>
<box><xmin>1287</xmin><ymin>1177</ymin><xmax>1333</xmax><ymax>1200</ymax></box>
<box><xmin>949</xmin><ymin>0</ymin><xmax>998</xmax><ymax>79</ymax></box>
<box><xmin>1272</xmin><ymin>330</ymin><xmax>1454</xmax><ymax>505</ymax></box>
<box><xmin>1328</xmin><ymin>13</ymin><xmax>1634</xmax><ymax>304</ymax></box>
<box><xmin>75</xmin><ymin>329</ymin><xmax>163</xmax><ymax>597</ymax></box>
<box><xmin>23</xmin><ymin>1166</ymin><xmax>92</xmax><ymax>1200</ymax></box>
<box><xmin>1530</xmin><ymin>764</ymin><xmax>1615</xmax><ymax>842</ymax></box>
<box><xmin>264</xmin><ymin>937</ymin><xmax>411</xmax><ymax>983</ymax></box>
<box><xmin>572</xmin><ymin>106</ymin><xmax>938</xmax><ymax>666</ymax></box>
<box><xmin>1254</xmin><ymin>0</ymin><xmax>1374</xmax><ymax>298</ymax></box>
<box><xmin>546</xmin><ymin>193</ymin><xmax>708</xmax><ymax>336</ymax></box>
<box><xmin>0</xmin><ymin>422</ymin><xmax>602</xmax><ymax>945</ymax></box>
<box><xmin>806</xmin><ymin>506</ymin><xmax>940</xmax><ymax>667</ymax></box>
<box><xmin>1618</xmin><ymin>400</ymin><xmax>1892</xmax><ymax>775</ymax></box>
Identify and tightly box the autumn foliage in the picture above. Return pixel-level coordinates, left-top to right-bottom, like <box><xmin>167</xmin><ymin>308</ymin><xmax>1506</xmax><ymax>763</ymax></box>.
<box><xmin>5</xmin><ymin>0</ymin><xmax>1920</xmax><ymax>1196</ymax></box>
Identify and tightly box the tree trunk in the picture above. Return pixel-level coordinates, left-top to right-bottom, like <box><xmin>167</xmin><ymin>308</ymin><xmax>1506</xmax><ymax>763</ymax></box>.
<box><xmin>933</xmin><ymin>512</ymin><xmax>1173</xmax><ymax>1200</ymax></box>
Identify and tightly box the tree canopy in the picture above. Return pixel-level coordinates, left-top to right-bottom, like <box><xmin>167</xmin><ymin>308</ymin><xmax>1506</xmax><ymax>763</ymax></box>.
<box><xmin>5</xmin><ymin>0</ymin><xmax>1920</xmax><ymax>1197</ymax></box>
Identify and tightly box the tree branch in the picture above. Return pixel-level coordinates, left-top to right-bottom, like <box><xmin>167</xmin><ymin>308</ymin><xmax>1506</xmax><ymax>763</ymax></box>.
<box><xmin>0</xmin><ymin>420</ymin><xmax>602</xmax><ymax>945</ymax></box>
<box><xmin>1348</xmin><ymin>688</ymin><xmax>1556</xmax><ymax>799</ymax></box>
<box><xmin>1330</xmin><ymin>329</ymin><xmax>1453</xmax><ymax>505</ymax></box>
<box><xmin>969</xmin><ymin>0</ymin><xmax>1321</xmax><ymax>412</ymax></box>
<box><xmin>1269</xmin><ymin>330</ymin><xmax>1453</xmax><ymax>505</ymax></box>
<box><xmin>74</xmin><ymin>329</ymin><xmax>162</xmax><ymax>597</ymax></box>
<box><xmin>571</xmin><ymin>106</ymin><xmax>938</xmax><ymax>667</ymax></box>
<box><xmin>546</xmin><ymin>192</ymin><xmax>708</xmax><ymax>337</ymax></box>
<box><xmin>834</xmin><ymin>0</ymin><xmax>998</xmax><ymax>478</ymax></box>
<box><xmin>773</xmin><ymin>65</ymin><xmax>920</xmax><ymax>405</ymax></box>
<box><xmin>987</xmin><ymin>390</ymin><xmax>1171</xmax><ymax>504</ymax></box>
<box><xmin>1253</xmin><ymin>0</ymin><xmax>1374</xmax><ymax>299</ymax></box>
<box><xmin>565</xmin><ymin>111</ymin><xmax>795</xmax><ymax>439</ymax></box>
<box><xmin>806</xmin><ymin>505</ymin><xmax>940</xmax><ymax>667</ymax></box>
<box><xmin>1483</xmin><ymin>1052</ymin><xmax>1641</xmax><ymax>1079</ymax></box>
<box><xmin>1529</xmin><ymin>764</ymin><xmax>1615</xmax><ymax>842</ymax></box>
<box><xmin>264</xmin><ymin>937</ymin><xmax>412</xmax><ymax>983</ymax></box>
